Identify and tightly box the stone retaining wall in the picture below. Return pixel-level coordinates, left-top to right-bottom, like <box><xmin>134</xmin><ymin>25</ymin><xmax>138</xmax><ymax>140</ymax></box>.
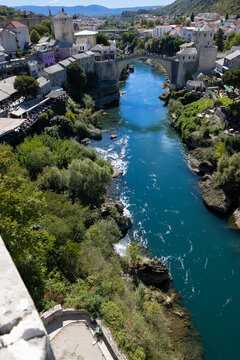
<box><xmin>0</xmin><ymin>236</ymin><xmax>54</xmax><ymax>360</ymax></box>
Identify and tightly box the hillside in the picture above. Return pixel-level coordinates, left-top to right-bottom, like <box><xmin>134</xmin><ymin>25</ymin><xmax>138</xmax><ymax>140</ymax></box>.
<box><xmin>154</xmin><ymin>0</ymin><xmax>240</xmax><ymax>16</ymax></box>
<box><xmin>14</xmin><ymin>5</ymin><xmax>163</xmax><ymax>16</ymax></box>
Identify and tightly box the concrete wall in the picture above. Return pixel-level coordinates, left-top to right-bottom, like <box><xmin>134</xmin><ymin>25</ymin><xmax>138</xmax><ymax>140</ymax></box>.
<box><xmin>0</xmin><ymin>236</ymin><xmax>54</xmax><ymax>360</ymax></box>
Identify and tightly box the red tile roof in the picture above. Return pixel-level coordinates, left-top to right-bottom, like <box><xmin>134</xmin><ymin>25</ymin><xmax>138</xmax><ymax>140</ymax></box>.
<box><xmin>4</xmin><ymin>21</ymin><xmax>26</xmax><ymax>29</ymax></box>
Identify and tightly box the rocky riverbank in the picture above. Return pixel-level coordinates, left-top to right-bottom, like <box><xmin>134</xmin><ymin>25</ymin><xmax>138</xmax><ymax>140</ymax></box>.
<box><xmin>163</xmin><ymin>92</ymin><xmax>240</xmax><ymax>223</ymax></box>
<box><xmin>95</xmin><ymin>137</ymin><xmax>204</xmax><ymax>359</ymax></box>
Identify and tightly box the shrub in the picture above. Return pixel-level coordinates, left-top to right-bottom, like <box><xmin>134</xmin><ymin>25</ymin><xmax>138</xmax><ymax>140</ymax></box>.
<box><xmin>68</xmin><ymin>158</ymin><xmax>112</xmax><ymax>205</ymax></box>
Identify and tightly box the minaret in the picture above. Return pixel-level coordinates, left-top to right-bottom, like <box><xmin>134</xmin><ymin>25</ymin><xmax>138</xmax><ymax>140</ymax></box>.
<box><xmin>49</xmin><ymin>8</ymin><xmax>54</xmax><ymax>33</ymax></box>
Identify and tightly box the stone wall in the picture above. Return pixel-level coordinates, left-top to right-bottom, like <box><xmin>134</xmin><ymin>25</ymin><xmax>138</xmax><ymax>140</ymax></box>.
<box><xmin>0</xmin><ymin>236</ymin><xmax>54</xmax><ymax>360</ymax></box>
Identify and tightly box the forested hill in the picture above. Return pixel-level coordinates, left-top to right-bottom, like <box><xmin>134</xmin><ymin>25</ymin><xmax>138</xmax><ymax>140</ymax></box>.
<box><xmin>157</xmin><ymin>0</ymin><xmax>240</xmax><ymax>16</ymax></box>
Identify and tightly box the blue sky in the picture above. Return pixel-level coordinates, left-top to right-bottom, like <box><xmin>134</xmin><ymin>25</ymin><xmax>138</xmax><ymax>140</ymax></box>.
<box><xmin>3</xmin><ymin>0</ymin><xmax>173</xmax><ymax>8</ymax></box>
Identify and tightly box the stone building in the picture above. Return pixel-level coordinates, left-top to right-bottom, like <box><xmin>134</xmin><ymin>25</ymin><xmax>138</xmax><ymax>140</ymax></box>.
<box><xmin>192</xmin><ymin>25</ymin><xmax>217</xmax><ymax>73</ymax></box>
<box><xmin>42</xmin><ymin>63</ymin><xmax>67</xmax><ymax>88</ymax></box>
<box><xmin>91</xmin><ymin>41</ymin><xmax>116</xmax><ymax>61</ymax></box>
<box><xmin>53</xmin><ymin>9</ymin><xmax>74</xmax><ymax>44</ymax></box>
<box><xmin>72</xmin><ymin>51</ymin><xmax>95</xmax><ymax>73</ymax></box>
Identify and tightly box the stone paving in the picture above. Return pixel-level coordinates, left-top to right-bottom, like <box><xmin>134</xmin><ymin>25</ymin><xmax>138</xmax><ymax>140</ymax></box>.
<box><xmin>51</xmin><ymin>322</ymin><xmax>106</xmax><ymax>360</ymax></box>
<box><xmin>46</xmin><ymin>314</ymin><xmax>114</xmax><ymax>360</ymax></box>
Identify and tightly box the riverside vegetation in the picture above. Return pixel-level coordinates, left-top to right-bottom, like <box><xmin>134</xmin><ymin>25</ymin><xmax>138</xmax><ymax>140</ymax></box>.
<box><xmin>0</xmin><ymin>91</ymin><xmax>203</xmax><ymax>359</ymax></box>
<box><xmin>167</xmin><ymin>89</ymin><xmax>240</xmax><ymax>217</ymax></box>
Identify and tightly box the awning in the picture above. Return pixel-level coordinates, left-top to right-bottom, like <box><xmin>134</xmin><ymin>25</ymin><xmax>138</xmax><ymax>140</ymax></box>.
<box><xmin>224</xmin><ymin>84</ymin><xmax>232</xmax><ymax>93</ymax></box>
<box><xmin>0</xmin><ymin>117</ymin><xmax>25</xmax><ymax>136</ymax></box>
<box><xmin>0</xmin><ymin>90</ymin><xmax>10</xmax><ymax>102</ymax></box>
<box><xmin>47</xmin><ymin>89</ymin><xmax>66</xmax><ymax>99</ymax></box>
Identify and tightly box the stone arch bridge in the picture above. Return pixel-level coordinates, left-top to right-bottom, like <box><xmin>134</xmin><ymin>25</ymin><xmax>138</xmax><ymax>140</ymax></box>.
<box><xmin>95</xmin><ymin>52</ymin><xmax>180</xmax><ymax>89</ymax></box>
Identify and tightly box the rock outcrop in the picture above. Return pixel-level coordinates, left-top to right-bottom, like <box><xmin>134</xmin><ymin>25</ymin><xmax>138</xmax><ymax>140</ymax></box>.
<box><xmin>230</xmin><ymin>207</ymin><xmax>240</xmax><ymax>229</ymax></box>
<box><xmin>117</xmin><ymin>216</ymin><xmax>133</xmax><ymax>236</ymax></box>
<box><xmin>135</xmin><ymin>258</ymin><xmax>172</xmax><ymax>291</ymax></box>
<box><xmin>113</xmin><ymin>167</ymin><xmax>123</xmax><ymax>178</ymax></box>
<box><xmin>87</xmin><ymin>129</ymin><xmax>102</xmax><ymax>140</ymax></box>
<box><xmin>201</xmin><ymin>175</ymin><xmax>232</xmax><ymax>214</ymax></box>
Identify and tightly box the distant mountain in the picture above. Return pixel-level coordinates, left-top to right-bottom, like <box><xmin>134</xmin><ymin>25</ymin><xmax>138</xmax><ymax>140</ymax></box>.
<box><xmin>158</xmin><ymin>0</ymin><xmax>240</xmax><ymax>16</ymax></box>
<box><xmin>14</xmin><ymin>5</ymin><xmax>163</xmax><ymax>16</ymax></box>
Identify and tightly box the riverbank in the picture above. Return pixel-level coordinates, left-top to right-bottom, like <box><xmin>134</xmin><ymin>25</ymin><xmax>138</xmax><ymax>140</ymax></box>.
<box><xmin>163</xmin><ymin>89</ymin><xmax>240</xmax><ymax>226</ymax></box>
<box><xmin>93</xmin><ymin>60</ymin><xmax>240</xmax><ymax>360</ymax></box>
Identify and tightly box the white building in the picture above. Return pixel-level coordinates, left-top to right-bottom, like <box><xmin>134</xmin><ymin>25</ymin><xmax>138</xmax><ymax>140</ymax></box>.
<box><xmin>152</xmin><ymin>25</ymin><xmax>173</xmax><ymax>38</ymax></box>
<box><xmin>181</xmin><ymin>27</ymin><xmax>195</xmax><ymax>41</ymax></box>
<box><xmin>4</xmin><ymin>21</ymin><xmax>30</xmax><ymax>50</ymax></box>
<box><xmin>0</xmin><ymin>29</ymin><xmax>17</xmax><ymax>55</ymax></box>
<box><xmin>74</xmin><ymin>30</ymin><xmax>98</xmax><ymax>48</ymax></box>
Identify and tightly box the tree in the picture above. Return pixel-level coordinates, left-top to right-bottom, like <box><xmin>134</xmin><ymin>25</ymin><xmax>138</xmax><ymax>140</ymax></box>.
<box><xmin>67</xmin><ymin>62</ymin><xmax>87</xmax><ymax>101</ymax></box>
<box><xmin>96</xmin><ymin>33</ymin><xmax>109</xmax><ymax>46</ymax></box>
<box><xmin>223</xmin><ymin>67</ymin><xmax>240</xmax><ymax>90</ymax></box>
<box><xmin>30</xmin><ymin>28</ymin><xmax>40</xmax><ymax>44</ymax></box>
<box><xmin>16</xmin><ymin>48</ymin><xmax>23</xmax><ymax>58</ymax></box>
<box><xmin>68</xmin><ymin>158</ymin><xmax>112</xmax><ymax>205</ymax></box>
<box><xmin>14</xmin><ymin>75</ymin><xmax>39</xmax><ymax>98</ymax></box>
<box><xmin>215</xmin><ymin>28</ymin><xmax>224</xmax><ymax>52</ymax></box>
<box><xmin>190</xmin><ymin>12</ymin><xmax>194</xmax><ymax>22</ymax></box>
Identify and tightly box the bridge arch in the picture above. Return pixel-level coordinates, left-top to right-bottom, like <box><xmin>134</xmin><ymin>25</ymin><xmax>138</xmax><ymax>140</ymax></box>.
<box><xmin>116</xmin><ymin>53</ymin><xmax>174</xmax><ymax>84</ymax></box>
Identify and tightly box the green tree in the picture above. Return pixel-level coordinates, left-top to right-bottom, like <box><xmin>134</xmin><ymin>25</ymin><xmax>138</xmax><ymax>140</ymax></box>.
<box><xmin>30</xmin><ymin>28</ymin><xmax>41</xmax><ymax>44</ymax></box>
<box><xmin>127</xmin><ymin>242</ymin><xmax>141</xmax><ymax>267</ymax></box>
<box><xmin>215</xmin><ymin>28</ymin><xmax>224</xmax><ymax>52</ymax></box>
<box><xmin>190</xmin><ymin>12</ymin><xmax>194</xmax><ymax>22</ymax></box>
<box><xmin>223</xmin><ymin>67</ymin><xmax>240</xmax><ymax>90</ymax></box>
<box><xmin>67</xmin><ymin>62</ymin><xmax>87</xmax><ymax>101</ymax></box>
<box><xmin>14</xmin><ymin>75</ymin><xmax>39</xmax><ymax>98</ymax></box>
<box><xmin>96</xmin><ymin>32</ymin><xmax>109</xmax><ymax>46</ymax></box>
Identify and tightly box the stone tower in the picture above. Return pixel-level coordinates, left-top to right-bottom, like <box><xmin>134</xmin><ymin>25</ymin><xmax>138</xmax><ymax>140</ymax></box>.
<box><xmin>53</xmin><ymin>8</ymin><xmax>74</xmax><ymax>44</ymax></box>
<box><xmin>192</xmin><ymin>25</ymin><xmax>217</xmax><ymax>73</ymax></box>
<box><xmin>192</xmin><ymin>25</ymin><xmax>214</xmax><ymax>51</ymax></box>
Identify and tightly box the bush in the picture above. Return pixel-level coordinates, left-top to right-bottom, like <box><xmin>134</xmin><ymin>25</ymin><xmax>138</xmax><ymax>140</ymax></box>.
<box><xmin>37</xmin><ymin>166</ymin><xmax>68</xmax><ymax>192</ymax></box>
<box><xmin>68</xmin><ymin>158</ymin><xmax>112</xmax><ymax>205</ymax></box>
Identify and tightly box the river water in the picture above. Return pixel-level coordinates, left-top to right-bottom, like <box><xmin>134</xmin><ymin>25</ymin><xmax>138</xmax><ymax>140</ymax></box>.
<box><xmin>93</xmin><ymin>60</ymin><xmax>240</xmax><ymax>360</ymax></box>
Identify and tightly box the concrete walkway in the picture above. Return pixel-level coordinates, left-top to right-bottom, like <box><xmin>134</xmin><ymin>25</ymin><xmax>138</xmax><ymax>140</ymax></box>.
<box><xmin>46</xmin><ymin>314</ymin><xmax>114</xmax><ymax>360</ymax></box>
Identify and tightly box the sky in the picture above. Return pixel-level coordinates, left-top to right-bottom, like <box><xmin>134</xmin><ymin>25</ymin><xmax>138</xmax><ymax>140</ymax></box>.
<box><xmin>2</xmin><ymin>0</ymin><xmax>174</xmax><ymax>8</ymax></box>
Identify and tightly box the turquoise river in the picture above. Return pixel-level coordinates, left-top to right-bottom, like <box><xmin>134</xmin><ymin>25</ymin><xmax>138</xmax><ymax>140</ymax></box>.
<box><xmin>93</xmin><ymin>60</ymin><xmax>240</xmax><ymax>360</ymax></box>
